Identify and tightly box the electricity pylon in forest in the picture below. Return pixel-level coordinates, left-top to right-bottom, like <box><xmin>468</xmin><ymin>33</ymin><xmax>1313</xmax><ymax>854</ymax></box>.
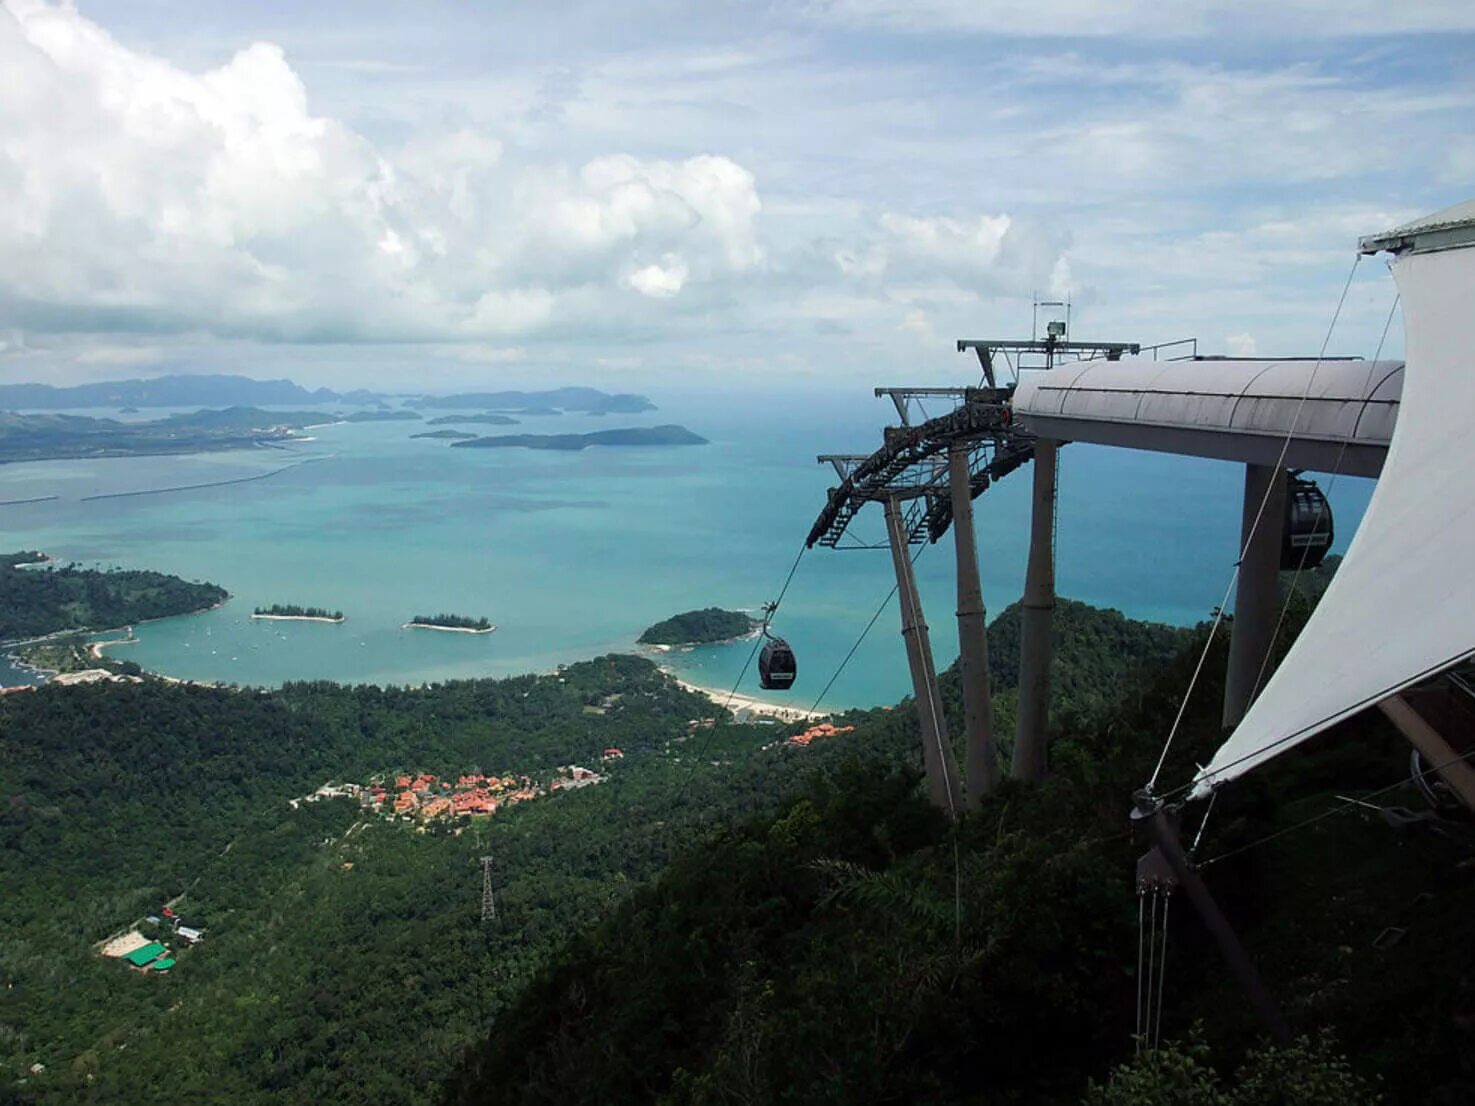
<box><xmin>480</xmin><ymin>855</ymin><xmax>497</xmax><ymax>923</ymax></box>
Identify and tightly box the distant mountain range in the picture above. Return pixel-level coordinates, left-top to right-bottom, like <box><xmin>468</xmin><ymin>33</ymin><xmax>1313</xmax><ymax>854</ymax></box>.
<box><xmin>0</xmin><ymin>375</ymin><xmax>656</xmax><ymax>415</ymax></box>
<box><xmin>0</xmin><ymin>374</ymin><xmax>373</xmax><ymax>410</ymax></box>
<box><xmin>451</xmin><ymin>426</ymin><xmax>707</xmax><ymax>451</ymax></box>
<box><xmin>403</xmin><ymin>387</ymin><xmax>655</xmax><ymax>414</ymax></box>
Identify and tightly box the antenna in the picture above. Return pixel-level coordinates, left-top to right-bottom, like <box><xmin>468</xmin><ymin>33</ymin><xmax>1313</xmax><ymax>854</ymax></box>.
<box><xmin>480</xmin><ymin>856</ymin><xmax>497</xmax><ymax>923</ymax></box>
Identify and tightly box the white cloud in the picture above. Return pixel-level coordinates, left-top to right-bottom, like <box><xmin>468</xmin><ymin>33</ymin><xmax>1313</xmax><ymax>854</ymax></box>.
<box><xmin>73</xmin><ymin>344</ymin><xmax>166</xmax><ymax>366</ymax></box>
<box><xmin>436</xmin><ymin>344</ymin><xmax>529</xmax><ymax>364</ymax></box>
<box><xmin>802</xmin><ymin>0</ymin><xmax>1475</xmax><ymax>37</ymax></box>
<box><xmin>1225</xmin><ymin>332</ymin><xmax>1257</xmax><ymax>357</ymax></box>
<box><xmin>0</xmin><ymin>1</ymin><xmax>763</xmax><ymax>344</ymax></box>
<box><xmin>625</xmin><ymin>256</ymin><xmax>690</xmax><ymax>297</ymax></box>
<box><xmin>834</xmin><ymin>211</ymin><xmax>1068</xmax><ymax>296</ymax></box>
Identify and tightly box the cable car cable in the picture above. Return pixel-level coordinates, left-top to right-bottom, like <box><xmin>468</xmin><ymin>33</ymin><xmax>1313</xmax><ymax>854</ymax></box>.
<box><xmin>1150</xmin><ymin>290</ymin><xmax>1403</xmax><ymax>810</ymax></box>
<box><xmin>1196</xmin><ymin>743</ymin><xmax>1475</xmax><ymax>869</ymax></box>
<box><xmin>669</xmin><ymin>542</ymin><xmax>807</xmax><ymax>804</ymax></box>
<box><xmin>1245</xmin><ymin>294</ymin><xmax>1401</xmax><ymax>706</ymax></box>
<box><xmin>1145</xmin><ymin>254</ymin><xmax>1363</xmax><ymax>794</ymax></box>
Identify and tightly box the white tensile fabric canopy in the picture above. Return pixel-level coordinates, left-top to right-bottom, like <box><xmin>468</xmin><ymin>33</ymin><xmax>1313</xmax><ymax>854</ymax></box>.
<box><xmin>1193</xmin><ymin>202</ymin><xmax>1475</xmax><ymax>797</ymax></box>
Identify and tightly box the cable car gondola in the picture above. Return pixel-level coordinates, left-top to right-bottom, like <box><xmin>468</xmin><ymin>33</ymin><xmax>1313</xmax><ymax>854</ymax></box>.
<box><xmin>1281</xmin><ymin>475</ymin><xmax>1334</xmax><ymax>570</ymax></box>
<box><xmin>758</xmin><ymin>637</ymin><xmax>796</xmax><ymax>691</ymax></box>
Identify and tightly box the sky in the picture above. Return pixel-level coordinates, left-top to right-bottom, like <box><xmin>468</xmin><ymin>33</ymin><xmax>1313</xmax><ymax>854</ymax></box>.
<box><xmin>0</xmin><ymin>0</ymin><xmax>1471</xmax><ymax>393</ymax></box>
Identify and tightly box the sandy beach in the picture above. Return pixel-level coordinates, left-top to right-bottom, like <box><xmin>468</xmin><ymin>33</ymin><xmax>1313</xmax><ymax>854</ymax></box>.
<box><xmin>666</xmin><ymin>672</ymin><xmax>828</xmax><ymax>723</ymax></box>
<box><xmin>90</xmin><ymin>637</ymin><xmax>138</xmax><ymax>660</ymax></box>
<box><xmin>402</xmin><ymin>622</ymin><xmax>496</xmax><ymax>634</ymax></box>
<box><xmin>251</xmin><ymin>613</ymin><xmax>346</xmax><ymax>624</ymax></box>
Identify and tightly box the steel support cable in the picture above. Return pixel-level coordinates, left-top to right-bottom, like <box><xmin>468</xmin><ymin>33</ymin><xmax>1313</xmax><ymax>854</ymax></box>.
<box><xmin>1247</xmin><ymin>292</ymin><xmax>1402</xmax><ymax>706</ymax></box>
<box><xmin>1181</xmin><ymin>292</ymin><xmax>1402</xmax><ymax>849</ymax></box>
<box><xmin>1144</xmin><ymin>886</ymin><xmax>1159</xmax><ymax>1049</ymax></box>
<box><xmin>1189</xmin><ymin>789</ymin><xmax>1219</xmax><ymax>858</ymax></box>
<box><xmin>671</xmin><ymin>543</ymin><xmax>807</xmax><ymax>804</ymax></box>
<box><xmin>1135</xmin><ymin>892</ymin><xmax>1147</xmax><ymax>1051</ymax></box>
<box><xmin>1197</xmin><ymin>743</ymin><xmax>1475</xmax><ymax>869</ymax></box>
<box><xmin>1145</xmin><ymin>254</ymin><xmax>1363</xmax><ymax>793</ymax></box>
<box><xmin>1153</xmin><ymin>894</ymin><xmax>1172</xmax><ymax>1051</ymax></box>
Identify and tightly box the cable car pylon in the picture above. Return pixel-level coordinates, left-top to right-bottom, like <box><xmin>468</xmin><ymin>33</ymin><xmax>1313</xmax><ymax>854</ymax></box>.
<box><xmin>806</xmin><ymin>325</ymin><xmax>1140</xmax><ymax>808</ymax></box>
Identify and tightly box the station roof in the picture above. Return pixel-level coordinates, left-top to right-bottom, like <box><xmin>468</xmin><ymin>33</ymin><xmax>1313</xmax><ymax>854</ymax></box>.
<box><xmin>1012</xmin><ymin>357</ymin><xmax>1402</xmax><ymax>477</ymax></box>
<box><xmin>1359</xmin><ymin>199</ymin><xmax>1475</xmax><ymax>255</ymax></box>
<box><xmin>1197</xmin><ymin>201</ymin><xmax>1475</xmax><ymax>794</ymax></box>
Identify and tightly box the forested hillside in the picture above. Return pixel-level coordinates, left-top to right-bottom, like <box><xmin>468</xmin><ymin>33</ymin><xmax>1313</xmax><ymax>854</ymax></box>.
<box><xmin>443</xmin><ymin>605</ymin><xmax>1473</xmax><ymax>1105</ymax></box>
<box><xmin>0</xmin><ymin>553</ymin><xmax>226</xmax><ymax>638</ymax></box>
<box><xmin>7</xmin><ymin>592</ymin><xmax>1460</xmax><ymax>1104</ymax></box>
<box><xmin>1</xmin><ymin>599</ymin><xmax>1189</xmax><ymax>1102</ymax></box>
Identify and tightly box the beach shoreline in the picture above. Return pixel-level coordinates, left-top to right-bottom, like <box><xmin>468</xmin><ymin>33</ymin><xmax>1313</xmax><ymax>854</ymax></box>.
<box><xmin>251</xmin><ymin>613</ymin><xmax>346</xmax><ymax>624</ymax></box>
<box><xmin>402</xmin><ymin>622</ymin><xmax>496</xmax><ymax>634</ymax></box>
<box><xmin>664</xmin><ymin>670</ymin><xmax>828</xmax><ymax>723</ymax></box>
<box><xmin>90</xmin><ymin>636</ymin><xmax>138</xmax><ymax>660</ymax></box>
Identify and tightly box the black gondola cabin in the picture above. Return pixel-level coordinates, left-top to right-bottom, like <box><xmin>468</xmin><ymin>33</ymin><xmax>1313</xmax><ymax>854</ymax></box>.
<box><xmin>759</xmin><ymin>638</ymin><xmax>796</xmax><ymax>690</ymax></box>
<box><xmin>1281</xmin><ymin>476</ymin><xmax>1334</xmax><ymax>570</ymax></box>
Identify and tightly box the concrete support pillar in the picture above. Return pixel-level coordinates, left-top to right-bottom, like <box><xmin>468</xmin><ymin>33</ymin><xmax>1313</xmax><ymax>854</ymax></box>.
<box><xmin>1223</xmin><ymin>464</ymin><xmax>1287</xmax><ymax>729</ymax></box>
<box><xmin>948</xmin><ymin>444</ymin><xmax>998</xmax><ymax>808</ymax></box>
<box><xmin>884</xmin><ymin>495</ymin><xmax>962</xmax><ymax>816</ymax></box>
<box><xmin>1013</xmin><ymin>439</ymin><xmax>1058</xmax><ymax>783</ymax></box>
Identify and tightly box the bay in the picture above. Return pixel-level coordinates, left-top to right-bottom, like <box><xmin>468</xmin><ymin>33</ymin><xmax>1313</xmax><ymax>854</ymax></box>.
<box><xmin>0</xmin><ymin>390</ymin><xmax>1373</xmax><ymax>710</ymax></box>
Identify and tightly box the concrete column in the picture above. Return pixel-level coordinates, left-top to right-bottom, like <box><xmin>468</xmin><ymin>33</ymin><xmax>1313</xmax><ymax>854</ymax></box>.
<box><xmin>1223</xmin><ymin>464</ymin><xmax>1287</xmax><ymax>729</ymax></box>
<box><xmin>948</xmin><ymin>444</ymin><xmax>998</xmax><ymax>808</ymax></box>
<box><xmin>884</xmin><ymin>495</ymin><xmax>962</xmax><ymax>816</ymax></box>
<box><xmin>1013</xmin><ymin>439</ymin><xmax>1058</xmax><ymax>783</ymax></box>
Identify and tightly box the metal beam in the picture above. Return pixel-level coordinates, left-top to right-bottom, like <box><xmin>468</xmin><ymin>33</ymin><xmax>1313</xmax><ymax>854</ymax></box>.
<box><xmin>1378</xmin><ymin>694</ymin><xmax>1475</xmax><ymax>815</ymax></box>
<box><xmin>885</xmin><ymin>495</ymin><xmax>962</xmax><ymax>816</ymax></box>
<box><xmin>949</xmin><ymin>444</ymin><xmax>998</xmax><ymax>806</ymax></box>
<box><xmin>1016</xmin><ymin>415</ymin><xmax>1390</xmax><ymax>479</ymax></box>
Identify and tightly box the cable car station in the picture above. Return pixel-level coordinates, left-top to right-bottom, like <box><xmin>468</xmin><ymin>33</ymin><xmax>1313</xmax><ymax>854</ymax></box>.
<box><xmin>805</xmin><ymin>312</ymin><xmax>1404</xmax><ymax>813</ymax></box>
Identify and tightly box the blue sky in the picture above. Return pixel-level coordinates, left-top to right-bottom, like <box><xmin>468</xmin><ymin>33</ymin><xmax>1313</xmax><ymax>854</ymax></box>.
<box><xmin>0</xmin><ymin>0</ymin><xmax>1470</xmax><ymax>391</ymax></box>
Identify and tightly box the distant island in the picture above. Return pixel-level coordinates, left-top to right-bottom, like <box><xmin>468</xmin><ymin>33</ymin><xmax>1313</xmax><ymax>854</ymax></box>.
<box><xmin>0</xmin><ymin>407</ymin><xmax>332</xmax><ymax>464</ymax></box>
<box><xmin>342</xmin><ymin>410</ymin><xmax>422</xmax><ymax>423</ymax></box>
<box><xmin>452</xmin><ymin>425</ymin><xmax>708</xmax><ymax>452</ymax></box>
<box><xmin>252</xmin><ymin>604</ymin><xmax>345</xmax><ymax>623</ymax></box>
<box><xmin>410</xmin><ymin>429</ymin><xmax>478</xmax><ymax>440</ymax></box>
<box><xmin>0</xmin><ymin>376</ymin><xmax>653</xmax><ymax>421</ymax></box>
<box><xmin>426</xmin><ymin>414</ymin><xmax>520</xmax><ymax>426</ymax></box>
<box><xmin>405</xmin><ymin>614</ymin><xmax>495</xmax><ymax>634</ymax></box>
<box><xmin>405</xmin><ymin>387</ymin><xmax>655</xmax><ymax>415</ymax></box>
<box><xmin>638</xmin><ymin>608</ymin><xmax>759</xmax><ymax>646</ymax></box>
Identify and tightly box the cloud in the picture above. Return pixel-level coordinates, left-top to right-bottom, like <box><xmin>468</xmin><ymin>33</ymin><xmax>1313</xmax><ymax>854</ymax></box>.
<box><xmin>0</xmin><ymin>1</ymin><xmax>763</xmax><ymax>344</ymax></box>
<box><xmin>833</xmin><ymin>211</ymin><xmax>1068</xmax><ymax>296</ymax></box>
<box><xmin>1225</xmin><ymin>332</ymin><xmax>1257</xmax><ymax>357</ymax></box>
<box><xmin>801</xmin><ymin>0</ymin><xmax>1475</xmax><ymax>38</ymax></box>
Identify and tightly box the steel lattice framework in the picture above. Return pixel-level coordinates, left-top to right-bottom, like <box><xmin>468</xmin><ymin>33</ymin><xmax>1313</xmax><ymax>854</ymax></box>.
<box><xmin>806</xmin><ymin>385</ymin><xmax>1032</xmax><ymax>549</ymax></box>
<box><xmin>806</xmin><ymin>338</ymin><xmax>1141</xmax><ymax>550</ymax></box>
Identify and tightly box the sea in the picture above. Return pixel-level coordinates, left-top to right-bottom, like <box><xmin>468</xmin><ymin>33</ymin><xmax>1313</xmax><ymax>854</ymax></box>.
<box><xmin>0</xmin><ymin>390</ymin><xmax>1374</xmax><ymax>711</ymax></box>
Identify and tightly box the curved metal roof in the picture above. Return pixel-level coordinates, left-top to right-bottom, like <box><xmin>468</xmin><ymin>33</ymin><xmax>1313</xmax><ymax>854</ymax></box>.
<box><xmin>1360</xmin><ymin>199</ymin><xmax>1475</xmax><ymax>255</ymax></box>
<box><xmin>1013</xmin><ymin>357</ymin><xmax>1402</xmax><ymax>477</ymax></box>
<box><xmin>1198</xmin><ymin>204</ymin><xmax>1475</xmax><ymax>794</ymax></box>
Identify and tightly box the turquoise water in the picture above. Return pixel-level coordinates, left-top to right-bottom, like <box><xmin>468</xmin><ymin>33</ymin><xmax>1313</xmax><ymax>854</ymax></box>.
<box><xmin>0</xmin><ymin>391</ymin><xmax>1374</xmax><ymax>710</ymax></box>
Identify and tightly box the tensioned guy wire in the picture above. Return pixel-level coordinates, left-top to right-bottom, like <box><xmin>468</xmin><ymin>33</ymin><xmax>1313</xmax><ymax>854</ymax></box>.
<box><xmin>1145</xmin><ymin>254</ymin><xmax>1363</xmax><ymax>793</ymax></box>
<box><xmin>1245</xmin><ymin>292</ymin><xmax>1401</xmax><ymax>706</ymax></box>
